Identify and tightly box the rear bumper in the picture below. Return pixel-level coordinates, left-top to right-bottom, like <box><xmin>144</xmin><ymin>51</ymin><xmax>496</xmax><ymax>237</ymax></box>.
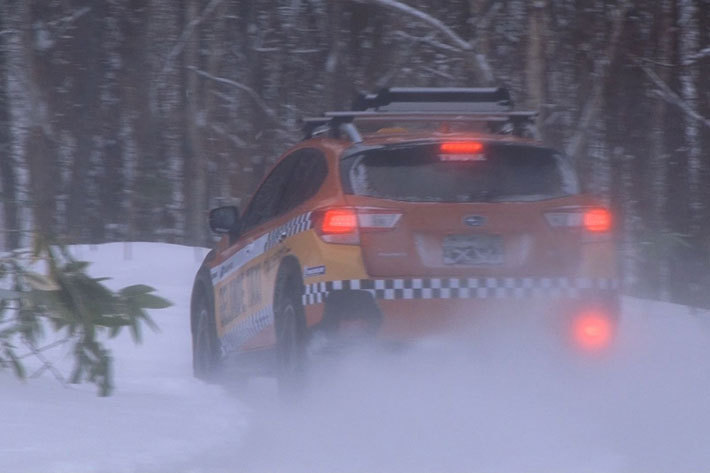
<box><xmin>303</xmin><ymin>276</ymin><xmax>620</xmax><ymax>343</ymax></box>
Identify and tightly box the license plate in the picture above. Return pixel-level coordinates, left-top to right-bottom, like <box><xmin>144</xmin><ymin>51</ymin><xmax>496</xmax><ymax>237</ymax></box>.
<box><xmin>443</xmin><ymin>234</ymin><xmax>503</xmax><ymax>265</ymax></box>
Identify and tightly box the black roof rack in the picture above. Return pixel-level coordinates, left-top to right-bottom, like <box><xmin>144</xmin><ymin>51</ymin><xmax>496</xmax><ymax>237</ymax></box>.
<box><xmin>302</xmin><ymin>87</ymin><xmax>536</xmax><ymax>141</ymax></box>
<box><xmin>353</xmin><ymin>87</ymin><xmax>513</xmax><ymax>112</ymax></box>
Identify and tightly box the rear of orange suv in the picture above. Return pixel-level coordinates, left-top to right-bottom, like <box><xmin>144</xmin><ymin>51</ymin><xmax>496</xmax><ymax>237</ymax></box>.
<box><xmin>303</xmin><ymin>136</ymin><xmax>618</xmax><ymax>353</ymax></box>
<box><xmin>192</xmin><ymin>87</ymin><xmax>620</xmax><ymax>389</ymax></box>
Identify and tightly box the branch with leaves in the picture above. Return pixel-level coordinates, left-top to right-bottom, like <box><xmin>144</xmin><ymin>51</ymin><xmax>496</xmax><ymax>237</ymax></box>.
<box><xmin>0</xmin><ymin>236</ymin><xmax>171</xmax><ymax>396</ymax></box>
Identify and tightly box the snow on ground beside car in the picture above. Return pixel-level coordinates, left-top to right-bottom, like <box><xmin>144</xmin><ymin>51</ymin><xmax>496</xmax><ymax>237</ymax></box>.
<box><xmin>231</xmin><ymin>298</ymin><xmax>710</xmax><ymax>473</ymax></box>
<box><xmin>0</xmin><ymin>243</ymin><xmax>249</xmax><ymax>473</ymax></box>
<box><xmin>1</xmin><ymin>242</ymin><xmax>710</xmax><ymax>473</ymax></box>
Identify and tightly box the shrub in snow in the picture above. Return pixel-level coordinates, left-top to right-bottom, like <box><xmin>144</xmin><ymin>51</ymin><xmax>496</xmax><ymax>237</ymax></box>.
<box><xmin>0</xmin><ymin>235</ymin><xmax>171</xmax><ymax>396</ymax></box>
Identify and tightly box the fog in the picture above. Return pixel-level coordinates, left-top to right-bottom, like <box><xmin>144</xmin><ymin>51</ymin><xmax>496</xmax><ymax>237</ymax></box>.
<box><xmin>219</xmin><ymin>300</ymin><xmax>710</xmax><ymax>473</ymax></box>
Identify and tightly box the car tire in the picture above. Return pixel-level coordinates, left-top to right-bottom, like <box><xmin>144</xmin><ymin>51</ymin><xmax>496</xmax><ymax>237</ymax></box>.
<box><xmin>274</xmin><ymin>280</ymin><xmax>307</xmax><ymax>397</ymax></box>
<box><xmin>192</xmin><ymin>285</ymin><xmax>222</xmax><ymax>382</ymax></box>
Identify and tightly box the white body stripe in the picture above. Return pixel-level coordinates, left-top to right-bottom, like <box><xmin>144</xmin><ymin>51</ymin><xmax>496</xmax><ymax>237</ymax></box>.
<box><xmin>211</xmin><ymin>212</ymin><xmax>313</xmax><ymax>285</ymax></box>
<box><xmin>211</xmin><ymin>233</ymin><xmax>269</xmax><ymax>286</ymax></box>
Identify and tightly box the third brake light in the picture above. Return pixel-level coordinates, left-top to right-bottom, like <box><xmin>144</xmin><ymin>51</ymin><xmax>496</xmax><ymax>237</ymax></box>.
<box><xmin>438</xmin><ymin>141</ymin><xmax>486</xmax><ymax>162</ymax></box>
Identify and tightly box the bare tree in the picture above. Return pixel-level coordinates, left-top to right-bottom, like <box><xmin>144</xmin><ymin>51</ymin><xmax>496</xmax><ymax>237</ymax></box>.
<box><xmin>566</xmin><ymin>1</ymin><xmax>631</xmax><ymax>162</ymax></box>
<box><xmin>1</xmin><ymin>0</ymin><xmax>708</xmax><ymax>305</ymax></box>
<box><xmin>0</xmin><ymin>0</ymin><xmax>19</xmax><ymax>250</ymax></box>
<box><xmin>526</xmin><ymin>1</ymin><xmax>548</xmax><ymax>134</ymax></box>
<box><xmin>184</xmin><ymin>0</ymin><xmax>208</xmax><ymax>246</ymax></box>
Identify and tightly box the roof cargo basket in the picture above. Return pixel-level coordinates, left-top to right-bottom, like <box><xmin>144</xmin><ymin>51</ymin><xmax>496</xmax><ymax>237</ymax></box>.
<box><xmin>302</xmin><ymin>86</ymin><xmax>537</xmax><ymax>141</ymax></box>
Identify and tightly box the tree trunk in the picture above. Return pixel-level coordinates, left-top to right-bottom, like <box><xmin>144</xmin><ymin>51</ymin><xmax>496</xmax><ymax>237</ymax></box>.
<box><xmin>526</xmin><ymin>0</ymin><xmax>547</xmax><ymax>135</ymax></box>
<box><xmin>0</xmin><ymin>0</ymin><xmax>20</xmax><ymax>250</ymax></box>
<box><xmin>650</xmin><ymin>0</ymin><xmax>673</xmax><ymax>300</ymax></box>
<box><xmin>184</xmin><ymin>0</ymin><xmax>207</xmax><ymax>246</ymax></box>
<box><xmin>97</xmin><ymin>0</ymin><xmax>125</xmax><ymax>241</ymax></box>
<box><xmin>679</xmin><ymin>0</ymin><xmax>702</xmax><ymax>235</ymax></box>
<box><xmin>678</xmin><ymin>0</ymin><xmax>704</xmax><ymax>305</ymax></box>
<box><xmin>20</xmin><ymin>0</ymin><xmax>56</xmax><ymax>237</ymax></box>
<box><xmin>65</xmin><ymin>3</ymin><xmax>101</xmax><ymax>241</ymax></box>
<box><xmin>566</xmin><ymin>1</ymin><xmax>630</xmax><ymax>162</ymax></box>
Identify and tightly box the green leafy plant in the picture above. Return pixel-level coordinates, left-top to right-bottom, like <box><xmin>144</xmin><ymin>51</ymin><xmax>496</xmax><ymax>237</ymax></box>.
<box><xmin>0</xmin><ymin>236</ymin><xmax>171</xmax><ymax>396</ymax></box>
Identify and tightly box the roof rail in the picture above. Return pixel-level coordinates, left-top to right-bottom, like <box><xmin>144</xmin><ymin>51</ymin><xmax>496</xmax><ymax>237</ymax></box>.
<box><xmin>302</xmin><ymin>87</ymin><xmax>537</xmax><ymax>141</ymax></box>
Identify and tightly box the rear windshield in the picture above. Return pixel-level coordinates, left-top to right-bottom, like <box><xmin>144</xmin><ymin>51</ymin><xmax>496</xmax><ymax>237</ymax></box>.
<box><xmin>340</xmin><ymin>142</ymin><xmax>579</xmax><ymax>203</ymax></box>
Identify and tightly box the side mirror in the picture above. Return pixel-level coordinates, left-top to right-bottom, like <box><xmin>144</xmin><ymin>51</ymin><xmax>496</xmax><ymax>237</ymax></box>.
<box><xmin>209</xmin><ymin>206</ymin><xmax>241</xmax><ymax>235</ymax></box>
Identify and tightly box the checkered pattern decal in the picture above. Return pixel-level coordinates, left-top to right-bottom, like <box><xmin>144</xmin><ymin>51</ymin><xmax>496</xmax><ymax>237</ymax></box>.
<box><xmin>220</xmin><ymin>305</ymin><xmax>274</xmax><ymax>352</ymax></box>
<box><xmin>302</xmin><ymin>277</ymin><xmax>618</xmax><ymax>305</ymax></box>
<box><xmin>265</xmin><ymin>212</ymin><xmax>313</xmax><ymax>252</ymax></box>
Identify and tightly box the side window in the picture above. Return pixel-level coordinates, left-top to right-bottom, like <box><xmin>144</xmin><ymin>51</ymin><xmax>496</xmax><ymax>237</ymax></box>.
<box><xmin>275</xmin><ymin>148</ymin><xmax>328</xmax><ymax>215</ymax></box>
<box><xmin>240</xmin><ymin>157</ymin><xmax>295</xmax><ymax>232</ymax></box>
<box><xmin>240</xmin><ymin>148</ymin><xmax>327</xmax><ymax>233</ymax></box>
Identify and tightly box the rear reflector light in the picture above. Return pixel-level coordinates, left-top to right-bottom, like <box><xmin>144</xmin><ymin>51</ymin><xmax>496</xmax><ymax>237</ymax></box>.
<box><xmin>316</xmin><ymin>207</ymin><xmax>402</xmax><ymax>244</ymax></box>
<box><xmin>358</xmin><ymin>213</ymin><xmax>402</xmax><ymax>229</ymax></box>
<box><xmin>572</xmin><ymin>311</ymin><xmax>613</xmax><ymax>351</ymax></box>
<box><xmin>545</xmin><ymin>207</ymin><xmax>612</xmax><ymax>233</ymax></box>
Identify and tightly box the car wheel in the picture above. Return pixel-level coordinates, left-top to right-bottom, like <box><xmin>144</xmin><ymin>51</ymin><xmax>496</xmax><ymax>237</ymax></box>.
<box><xmin>192</xmin><ymin>287</ymin><xmax>222</xmax><ymax>381</ymax></box>
<box><xmin>275</xmin><ymin>284</ymin><xmax>307</xmax><ymax>396</ymax></box>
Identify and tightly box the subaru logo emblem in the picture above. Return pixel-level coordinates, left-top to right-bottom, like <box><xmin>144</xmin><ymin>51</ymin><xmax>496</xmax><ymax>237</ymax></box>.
<box><xmin>463</xmin><ymin>215</ymin><xmax>486</xmax><ymax>227</ymax></box>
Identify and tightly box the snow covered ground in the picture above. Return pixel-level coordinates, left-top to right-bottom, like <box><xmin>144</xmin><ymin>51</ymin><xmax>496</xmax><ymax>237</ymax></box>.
<box><xmin>2</xmin><ymin>242</ymin><xmax>710</xmax><ymax>473</ymax></box>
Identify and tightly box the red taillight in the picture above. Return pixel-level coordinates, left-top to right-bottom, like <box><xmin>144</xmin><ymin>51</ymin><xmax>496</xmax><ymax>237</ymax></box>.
<box><xmin>316</xmin><ymin>207</ymin><xmax>402</xmax><ymax>244</ymax></box>
<box><xmin>322</xmin><ymin>209</ymin><xmax>358</xmax><ymax>234</ymax></box>
<box><xmin>583</xmin><ymin>208</ymin><xmax>612</xmax><ymax>233</ymax></box>
<box><xmin>545</xmin><ymin>207</ymin><xmax>613</xmax><ymax>234</ymax></box>
<box><xmin>572</xmin><ymin>311</ymin><xmax>613</xmax><ymax>351</ymax></box>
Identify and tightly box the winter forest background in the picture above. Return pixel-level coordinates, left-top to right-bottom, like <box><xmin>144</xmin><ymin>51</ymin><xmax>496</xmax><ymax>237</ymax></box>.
<box><xmin>0</xmin><ymin>0</ymin><xmax>708</xmax><ymax>307</ymax></box>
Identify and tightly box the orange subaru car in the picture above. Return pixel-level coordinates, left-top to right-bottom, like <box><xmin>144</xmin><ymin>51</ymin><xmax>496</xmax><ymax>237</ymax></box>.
<box><xmin>190</xmin><ymin>88</ymin><xmax>620</xmax><ymax>386</ymax></box>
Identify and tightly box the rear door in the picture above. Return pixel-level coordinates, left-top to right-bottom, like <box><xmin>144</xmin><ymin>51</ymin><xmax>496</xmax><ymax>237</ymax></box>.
<box><xmin>213</xmin><ymin>148</ymin><xmax>328</xmax><ymax>352</ymax></box>
<box><xmin>213</xmin><ymin>156</ymin><xmax>294</xmax><ymax>352</ymax></box>
<box><xmin>340</xmin><ymin>141</ymin><xmax>588</xmax><ymax>277</ymax></box>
